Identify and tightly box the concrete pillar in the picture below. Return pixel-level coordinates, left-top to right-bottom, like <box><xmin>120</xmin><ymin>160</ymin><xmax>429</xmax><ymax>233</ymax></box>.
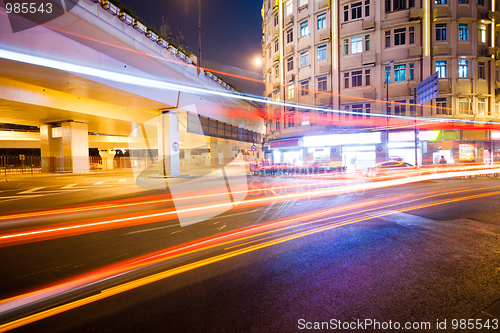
<box><xmin>184</xmin><ymin>149</ymin><xmax>191</xmax><ymax>166</ymax></box>
<box><xmin>158</xmin><ymin>112</ymin><xmax>180</xmax><ymax>176</ymax></box>
<box><xmin>99</xmin><ymin>149</ymin><xmax>116</xmax><ymax>170</ymax></box>
<box><xmin>40</xmin><ymin>121</ymin><xmax>89</xmax><ymax>173</ymax></box>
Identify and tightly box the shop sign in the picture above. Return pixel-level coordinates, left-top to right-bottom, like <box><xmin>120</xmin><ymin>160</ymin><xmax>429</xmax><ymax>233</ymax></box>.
<box><xmin>491</xmin><ymin>131</ymin><xmax>500</xmax><ymax>140</ymax></box>
<box><xmin>270</xmin><ymin>139</ymin><xmax>299</xmax><ymax>148</ymax></box>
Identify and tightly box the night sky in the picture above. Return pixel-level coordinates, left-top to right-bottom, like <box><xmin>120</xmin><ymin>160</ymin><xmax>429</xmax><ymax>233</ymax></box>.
<box><xmin>119</xmin><ymin>0</ymin><xmax>265</xmax><ymax>96</ymax></box>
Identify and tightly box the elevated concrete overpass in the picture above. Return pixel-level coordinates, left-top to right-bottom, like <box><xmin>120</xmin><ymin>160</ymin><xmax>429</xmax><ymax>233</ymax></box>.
<box><xmin>0</xmin><ymin>0</ymin><xmax>264</xmax><ymax>173</ymax></box>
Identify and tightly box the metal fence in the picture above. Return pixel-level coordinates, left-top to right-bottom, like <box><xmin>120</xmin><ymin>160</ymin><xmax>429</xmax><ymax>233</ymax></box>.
<box><xmin>0</xmin><ymin>156</ymin><xmax>151</xmax><ymax>175</ymax></box>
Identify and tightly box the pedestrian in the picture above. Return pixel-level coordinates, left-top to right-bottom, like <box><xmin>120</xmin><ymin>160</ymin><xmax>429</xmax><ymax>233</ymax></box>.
<box><xmin>439</xmin><ymin>155</ymin><xmax>447</xmax><ymax>165</ymax></box>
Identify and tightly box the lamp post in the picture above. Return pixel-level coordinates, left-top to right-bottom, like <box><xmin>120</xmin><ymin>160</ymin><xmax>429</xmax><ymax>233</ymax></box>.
<box><xmin>385</xmin><ymin>61</ymin><xmax>394</xmax><ymax>160</ymax></box>
<box><xmin>197</xmin><ymin>0</ymin><xmax>201</xmax><ymax>76</ymax></box>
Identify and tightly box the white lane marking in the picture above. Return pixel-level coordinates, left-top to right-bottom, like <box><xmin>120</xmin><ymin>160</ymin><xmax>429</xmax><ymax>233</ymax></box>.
<box><xmin>62</xmin><ymin>184</ymin><xmax>78</xmax><ymax>189</ymax></box>
<box><xmin>254</xmin><ymin>201</ymin><xmax>277</xmax><ymax>225</ymax></box>
<box><xmin>18</xmin><ymin>187</ymin><xmax>45</xmax><ymax>194</ymax></box>
<box><xmin>119</xmin><ymin>179</ymin><xmax>126</xmax><ymax>183</ymax></box>
<box><xmin>217</xmin><ymin>224</ymin><xmax>226</xmax><ymax>231</ymax></box>
<box><xmin>126</xmin><ymin>224</ymin><xmax>176</xmax><ymax>235</ymax></box>
<box><xmin>94</xmin><ymin>181</ymin><xmax>105</xmax><ymax>185</ymax></box>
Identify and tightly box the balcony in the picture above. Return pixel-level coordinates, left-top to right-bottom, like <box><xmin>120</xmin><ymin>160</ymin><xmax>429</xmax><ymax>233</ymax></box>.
<box><xmin>285</xmin><ymin>44</ymin><xmax>294</xmax><ymax>55</ymax></box>
<box><xmin>284</xmin><ymin>15</ymin><xmax>294</xmax><ymax>27</ymax></box>
<box><xmin>433</xmin><ymin>7</ymin><xmax>449</xmax><ymax>19</ymax></box>
<box><xmin>364</xmin><ymin>91</ymin><xmax>376</xmax><ymax>100</ymax></box>
<box><xmin>316</xmin><ymin>94</ymin><xmax>331</xmax><ymax>107</ymax></box>
<box><xmin>318</xmin><ymin>31</ymin><xmax>330</xmax><ymax>41</ymax></box>
<box><xmin>319</xmin><ymin>64</ymin><xmax>331</xmax><ymax>74</ymax></box>
<box><xmin>286</xmin><ymin>73</ymin><xmax>295</xmax><ymax>83</ymax></box>
<box><xmin>362</xmin><ymin>52</ymin><xmax>376</xmax><ymax>65</ymax></box>
<box><xmin>438</xmin><ymin>79</ymin><xmax>451</xmax><ymax>94</ymax></box>
<box><xmin>362</xmin><ymin>18</ymin><xmax>375</xmax><ymax>30</ymax></box>
<box><xmin>434</xmin><ymin>44</ymin><xmax>450</xmax><ymax>55</ymax></box>
<box><xmin>409</xmin><ymin>8</ymin><xmax>423</xmax><ymax>20</ymax></box>
<box><xmin>408</xmin><ymin>47</ymin><xmax>422</xmax><ymax>58</ymax></box>
<box><xmin>318</xmin><ymin>0</ymin><xmax>329</xmax><ymax>10</ymax></box>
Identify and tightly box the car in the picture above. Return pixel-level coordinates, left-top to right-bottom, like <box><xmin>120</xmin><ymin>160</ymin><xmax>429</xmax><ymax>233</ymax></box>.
<box><xmin>362</xmin><ymin>161</ymin><xmax>435</xmax><ymax>180</ymax></box>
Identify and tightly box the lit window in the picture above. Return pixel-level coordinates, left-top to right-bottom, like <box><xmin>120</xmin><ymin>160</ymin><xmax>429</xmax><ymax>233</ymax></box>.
<box><xmin>459</xmin><ymin>23</ymin><xmax>469</xmax><ymax>41</ymax></box>
<box><xmin>300</xmin><ymin>21</ymin><xmax>309</xmax><ymax>37</ymax></box>
<box><xmin>318</xmin><ymin>45</ymin><xmax>327</xmax><ymax>61</ymax></box>
<box><xmin>478</xmin><ymin>62</ymin><xmax>485</xmax><ymax>79</ymax></box>
<box><xmin>300</xmin><ymin>51</ymin><xmax>309</xmax><ymax>66</ymax></box>
<box><xmin>287</xmin><ymin>57</ymin><xmax>293</xmax><ymax>71</ymax></box>
<box><xmin>365</xmin><ymin>103</ymin><xmax>371</xmax><ymax>118</ymax></box>
<box><xmin>394</xmin><ymin>28</ymin><xmax>406</xmax><ymax>46</ymax></box>
<box><xmin>458</xmin><ymin>0</ymin><xmax>468</xmax><ymax>3</ymax></box>
<box><xmin>351</xmin><ymin>2</ymin><xmax>362</xmax><ymax>19</ymax></box>
<box><xmin>477</xmin><ymin>98</ymin><xmax>486</xmax><ymax>115</ymax></box>
<box><xmin>436</xmin><ymin>60</ymin><xmax>447</xmax><ymax>78</ymax></box>
<box><xmin>352</xmin><ymin>104</ymin><xmax>363</xmax><ymax>119</ymax></box>
<box><xmin>351</xmin><ymin>36</ymin><xmax>362</xmax><ymax>53</ymax></box>
<box><xmin>458</xmin><ymin>97</ymin><xmax>470</xmax><ymax>114</ymax></box>
<box><xmin>435</xmin><ymin>0</ymin><xmax>447</xmax><ymax>4</ymax></box>
<box><xmin>300</xmin><ymin>80</ymin><xmax>309</xmax><ymax>95</ymax></box>
<box><xmin>436</xmin><ymin>98</ymin><xmax>448</xmax><ymax>115</ymax></box>
<box><xmin>318</xmin><ymin>76</ymin><xmax>327</xmax><ymax>91</ymax></box>
<box><xmin>436</xmin><ymin>23</ymin><xmax>446</xmax><ymax>41</ymax></box>
<box><xmin>352</xmin><ymin>70</ymin><xmax>362</xmax><ymax>87</ymax></box>
<box><xmin>458</xmin><ymin>59</ymin><xmax>469</xmax><ymax>78</ymax></box>
<box><xmin>394</xmin><ymin>64</ymin><xmax>406</xmax><ymax>82</ymax></box>
<box><xmin>285</xmin><ymin>0</ymin><xmax>293</xmax><ymax>16</ymax></box>
<box><xmin>479</xmin><ymin>25</ymin><xmax>487</xmax><ymax>43</ymax></box>
<box><xmin>409</xmin><ymin>63</ymin><xmax>414</xmax><ymax>81</ymax></box>
<box><xmin>365</xmin><ymin>35</ymin><xmax>370</xmax><ymax>51</ymax></box>
<box><xmin>287</xmin><ymin>84</ymin><xmax>294</xmax><ymax>99</ymax></box>
<box><xmin>317</xmin><ymin>13</ymin><xmax>326</xmax><ymax>30</ymax></box>
<box><xmin>385</xmin><ymin>66</ymin><xmax>391</xmax><ymax>83</ymax></box>
<box><xmin>287</xmin><ymin>29</ymin><xmax>293</xmax><ymax>43</ymax></box>
<box><xmin>299</xmin><ymin>0</ymin><xmax>308</xmax><ymax>7</ymax></box>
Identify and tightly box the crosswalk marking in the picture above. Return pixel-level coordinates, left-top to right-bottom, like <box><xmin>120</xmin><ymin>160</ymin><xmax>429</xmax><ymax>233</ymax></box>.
<box><xmin>93</xmin><ymin>181</ymin><xmax>105</xmax><ymax>185</ymax></box>
<box><xmin>18</xmin><ymin>187</ymin><xmax>46</xmax><ymax>194</ymax></box>
<box><xmin>61</xmin><ymin>184</ymin><xmax>78</xmax><ymax>189</ymax></box>
<box><xmin>119</xmin><ymin>179</ymin><xmax>126</xmax><ymax>182</ymax></box>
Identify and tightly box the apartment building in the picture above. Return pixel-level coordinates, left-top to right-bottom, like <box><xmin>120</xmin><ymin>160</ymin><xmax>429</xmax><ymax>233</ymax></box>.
<box><xmin>262</xmin><ymin>0</ymin><xmax>500</xmax><ymax>167</ymax></box>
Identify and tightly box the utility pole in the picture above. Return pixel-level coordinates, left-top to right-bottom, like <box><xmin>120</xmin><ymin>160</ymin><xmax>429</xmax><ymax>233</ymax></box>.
<box><xmin>198</xmin><ymin>0</ymin><xmax>201</xmax><ymax>76</ymax></box>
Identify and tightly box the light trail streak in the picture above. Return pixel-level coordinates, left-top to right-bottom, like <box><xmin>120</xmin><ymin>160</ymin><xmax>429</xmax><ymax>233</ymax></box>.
<box><xmin>2</xmin><ymin>167</ymin><xmax>500</xmax><ymax>246</ymax></box>
<box><xmin>2</xmin><ymin>186</ymin><xmax>500</xmax><ymax>332</ymax></box>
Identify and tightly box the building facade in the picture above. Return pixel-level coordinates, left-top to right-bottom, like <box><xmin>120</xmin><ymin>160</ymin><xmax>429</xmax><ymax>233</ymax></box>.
<box><xmin>262</xmin><ymin>0</ymin><xmax>500</xmax><ymax>168</ymax></box>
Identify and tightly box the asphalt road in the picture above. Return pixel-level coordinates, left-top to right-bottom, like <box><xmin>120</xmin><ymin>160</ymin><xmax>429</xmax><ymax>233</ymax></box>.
<box><xmin>1</xmin><ymin>173</ymin><xmax>500</xmax><ymax>332</ymax></box>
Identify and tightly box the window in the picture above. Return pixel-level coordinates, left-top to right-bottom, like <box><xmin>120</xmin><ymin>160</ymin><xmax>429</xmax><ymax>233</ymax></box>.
<box><xmin>478</xmin><ymin>62</ymin><xmax>485</xmax><ymax>79</ymax></box>
<box><xmin>385</xmin><ymin>66</ymin><xmax>391</xmax><ymax>83</ymax></box>
<box><xmin>436</xmin><ymin>23</ymin><xmax>446</xmax><ymax>41</ymax></box>
<box><xmin>459</xmin><ymin>23</ymin><xmax>469</xmax><ymax>41</ymax></box>
<box><xmin>351</xmin><ymin>36</ymin><xmax>363</xmax><ymax>53</ymax></box>
<box><xmin>318</xmin><ymin>45</ymin><xmax>327</xmax><ymax>61</ymax></box>
<box><xmin>385</xmin><ymin>0</ymin><xmax>390</xmax><ymax>13</ymax></box>
<box><xmin>395</xmin><ymin>100</ymin><xmax>406</xmax><ymax>116</ymax></box>
<box><xmin>352</xmin><ymin>70</ymin><xmax>362</xmax><ymax>87</ymax></box>
<box><xmin>364</xmin><ymin>0</ymin><xmax>370</xmax><ymax>16</ymax></box>
<box><xmin>301</xmin><ymin>112</ymin><xmax>309</xmax><ymax>125</ymax></box>
<box><xmin>385</xmin><ymin>31</ymin><xmax>391</xmax><ymax>48</ymax></box>
<box><xmin>409</xmin><ymin>0</ymin><xmax>415</xmax><ymax>6</ymax></box>
<box><xmin>409</xmin><ymin>63</ymin><xmax>414</xmax><ymax>81</ymax></box>
<box><xmin>274</xmin><ymin>40</ymin><xmax>279</xmax><ymax>53</ymax></box>
<box><xmin>286</xmin><ymin>29</ymin><xmax>293</xmax><ymax>43</ymax></box>
<box><xmin>479</xmin><ymin>25</ymin><xmax>487</xmax><ymax>43</ymax></box>
<box><xmin>275</xmin><ymin>65</ymin><xmax>279</xmax><ymax>78</ymax></box>
<box><xmin>458</xmin><ymin>59</ymin><xmax>469</xmax><ymax>78</ymax></box>
<box><xmin>285</xmin><ymin>0</ymin><xmax>292</xmax><ymax>16</ymax></box>
<box><xmin>351</xmin><ymin>2</ymin><xmax>362</xmax><ymax>19</ymax></box>
<box><xmin>436</xmin><ymin>98</ymin><xmax>448</xmax><ymax>115</ymax></box>
<box><xmin>287</xmin><ymin>84</ymin><xmax>294</xmax><ymax>100</ymax></box>
<box><xmin>435</xmin><ymin>0</ymin><xmax>447</xmax><ymax>4</ymax></box>
<box><xmin>393</xmin><ymin>0</ymin><xmax>407</xmax><ymax>11</ymax></box>
<box><xmin>394</xmin><ymin>64</ymin><xmax>406</xmax><ymax>82</ymax></box>
<box><xmin>300</xmin><ymin>51</ymin><xmax>309</xmax><ymax>66</ymax></box>
<box><xmin>344</xmin><ymin>39</ymin><xmax>349</xmax><ymax>55</ymax></box>
<box><xmin>365</xmin><ymin>69</ymin><xmax>371</xmax><ymax>86</ymax></box>
<box><xmin>274</xmin><ymin>14</ymin><xmax>278</xmax><ymax>27</ymax></box>
<box><xmin>409</xmin><ymin>27</ymin><xmax>414</xmax><ymax>44</ymax></box>
<box><xmin>352</xmin><ymin>104</ymin><xmax>363</xmax><ymax>119</ymax></box>
<box><xmin>300</xmin><ymin>21</ymin><xmax>309</xmax><ymax>37</ymax></box>
<box><xmin>300</xmin><ymin>80</ymin><xmax>309</xmax><ymax>95</ymax></box>
<box><xmin>343</xmin><ymin>5</ymin><xmax>348</xmax><ymax>22</ymax></box>
<box><xmin>287</xmin><ymin>57</ymin><xmax>293</xmax><ymax>71</ymax></box>
<box><xmin>317</xmin><ymin>13</ymin><xmax>326</xmax><ymax>30</ymax></box>
<box><xmin>458</xmin><ymin>0</ymin><xmax>468</xmax><ymax>3</ymax></box>
<box><xmin>318</xmin><ymin>76</ymin><xmax>327</xmax><ymax>91</ymax></box>
<box><xmin>458</xmin><ymin>97</ymin><xmax>470</xmax><ymax>114</ymax></box>
<box><xmin>299</xmin><ymin>0</ymin><xmax>308</xmax><ymax>7</ymax></box>
<box><xmin>394</xmin><ymin>27</ymin><xmax>406</xmax><ymax>46</ymax></box>
<box><xmin>344</xmin><ymin>105</ymin><xmax>350</xmax><ymax>119</ymax></box>
<box><xmin>365</xmin><ymin>103</ymin><xmax>371</xmax><ymax>118</ymax></box>
<box><xmin>436</xmin><ymin>61</ymin><xmax>447</xmax><ymax>78</ymax></box>
<box><xmin>344</xmin><ymin>72</ymin><xmax>350</xmax><ymax>88</ymax></box>
<box><xmin>478</xmin><ymin>98</ymin><xmax>486</xmax><ymax>115</ymax></box>
<box><xmin>365</xmin><ymin>35</ymin><xmax>370</xmax><ymax>51</ymax></box>
<box><xmin>478</xmin><ymin>0</ymin><xmax>485</xmax><ymax>6</ymax></box>
<box><xmin>287</xmin><ymin>114</ymin><xmax>294</xmax><ymax>128</ymax></box>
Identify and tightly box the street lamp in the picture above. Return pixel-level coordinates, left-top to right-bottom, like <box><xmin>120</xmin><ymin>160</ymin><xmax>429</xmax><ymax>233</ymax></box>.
<box><xmin>385</xmin><ymin>60</ymin><xmax>394</xmax><ymax>160</ymax></box>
